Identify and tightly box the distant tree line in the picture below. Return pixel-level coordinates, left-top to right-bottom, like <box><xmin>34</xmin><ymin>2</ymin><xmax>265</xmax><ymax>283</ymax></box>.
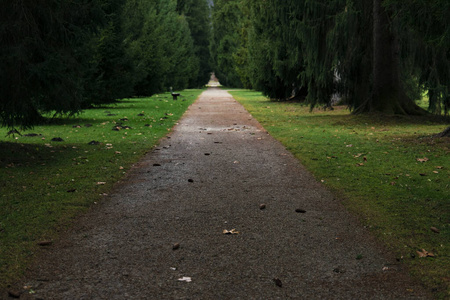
<box><xmin>0</xmin><ymin>0</ymin><xmax>211</xmax><ymax>129</ymax></box>
<box><xmin>210</xmin><ymin>0</ymin><xmax>450</xmax><ymax>116</ymax></box>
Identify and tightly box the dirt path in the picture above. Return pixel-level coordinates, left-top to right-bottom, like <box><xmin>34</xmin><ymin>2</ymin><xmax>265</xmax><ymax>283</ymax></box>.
<box><xmin>9</xmin><ymin>88</ymin><xmax>428</xmax><ymax>299</ymax></box>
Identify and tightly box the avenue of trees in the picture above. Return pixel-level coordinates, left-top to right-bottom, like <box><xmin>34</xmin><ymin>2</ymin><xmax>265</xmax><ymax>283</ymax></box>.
<box><xmin>0</xmin><ymin>0</ymin><xmax>211</xmax><ymax>129</ymax></box>
<box><xmin>211</xmin><ymin>0</ymin><xmax>450</xmax><ymax>116</ymax></box>
<box><xmin>1</xmin><ymin>1</ymin><xmax>449</xmax><ymax>130</ymax></box>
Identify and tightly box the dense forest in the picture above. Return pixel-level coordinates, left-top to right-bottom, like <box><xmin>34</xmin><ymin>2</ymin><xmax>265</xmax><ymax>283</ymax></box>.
<box><xmin>1</xmin><ymin>0</ymin><xmax>449</xmax><ymax>129</ymax></box>
<box><xmin>0</xmin><ymin>0</ymin><xmax>211</xmax><ymax>129</ymax></box>
<box><xmin>211</xmin><ymin>0</ymin><xmax>450</xmax><ymax>116</ymax></box>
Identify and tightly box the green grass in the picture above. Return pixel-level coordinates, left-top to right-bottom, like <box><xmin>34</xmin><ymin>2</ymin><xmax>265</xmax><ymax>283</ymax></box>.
<box><xmin>229</xmin><ymin>89</ymin><xmax>450</xmax><ymax>298</ymax></box>
<box><xmin>0</xmin><ymin>90</ymin><xmax>203</xmax><ymax>289</ymax></box>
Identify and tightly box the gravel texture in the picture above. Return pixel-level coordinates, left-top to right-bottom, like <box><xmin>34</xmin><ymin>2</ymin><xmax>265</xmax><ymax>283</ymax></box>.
<box><xmin>5</xmin><ymin>88</ymin><xmax>429</xmax><ymax>299</ymax></box>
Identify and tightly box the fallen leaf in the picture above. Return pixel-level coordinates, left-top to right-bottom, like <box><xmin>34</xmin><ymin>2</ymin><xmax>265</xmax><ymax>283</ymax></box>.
<box><xmin>97</xmin><ymin>182</ymin><xmax>106</xmax><ymax>185</ymax></box>
<box><xmin>223</xmin><ymin>229</ymin><xmax>240</xmax><ymax>235</ymax></box>
<box><xmin>273</xmin><ymin>278</ymin><xmax>283</xmax><ymax>287</ymax></box>
<box><xmin>416</xmin><ymin>157</ymin><xmax>429</xmax><ymax>162</ymax></box>
<box><xmin>356</xmin><ymin>163</ymin><xmax>364</xmax><ymax>166</ymax></box>
<box><xmin>436</xmin><ymin>166</ymin><xmax>444</xmax><ymax>169</ymax></box>
<box><xmin>178</xmin><ymin>277</ymin><xmax>192</xmax><ymax>282</ymax></box>
<box><xmin>430</xmin><ymin>227</ymin><xmax>440</xmax><ymax>234</ymax></box>
<box><xmin>37</xmin><ymin>240</ymin><xmax>53</xmax><ymax>246</ymax></box>
<box><xmin>172</xmin><ymin>243</ymin><xmax>180</xmax><ymax>250</ymax></box>
<box><xmin>416</xmin><ymin>249</ymin><xmax>435</xmax><ymax>258</ymax></box>
<box><xmin>259</xmin><ymin>204</ymin><xmax>266</xmax><ymax>210</ymax></box>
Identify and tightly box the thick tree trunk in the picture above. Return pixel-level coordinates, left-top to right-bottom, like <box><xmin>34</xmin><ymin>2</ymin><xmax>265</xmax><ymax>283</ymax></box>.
<box><xmin>436</xmin><ymin>126</ymin><xmax>450</xmax><ymax>137</ymax></box>
<box><xmin>355</xmin><ymin>0</ymin><xmax>425</xmax><ymax>115</ymax></box>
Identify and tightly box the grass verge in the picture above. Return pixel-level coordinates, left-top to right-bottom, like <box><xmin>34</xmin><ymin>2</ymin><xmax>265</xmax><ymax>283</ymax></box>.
<box><xmin>0</xmin><ymin>90</ymin><xmax>203</xmax><ymax>289</ymax></box>
<box><xmin>230</xmin><ymin>89</ymin><xmax>449</xmax><ymax>299</ymax></box>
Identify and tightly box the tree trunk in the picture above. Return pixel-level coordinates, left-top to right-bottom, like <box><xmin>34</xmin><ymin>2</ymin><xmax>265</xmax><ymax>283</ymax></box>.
<box><xmin>436</xmin><ymin>126</ymin><xmax>450</xmax><ymax>137</ymax></box>
<box><xmin>355</xmin><ymin>0</ymin><xmax>425</xmax><ymax>115</ymax></box>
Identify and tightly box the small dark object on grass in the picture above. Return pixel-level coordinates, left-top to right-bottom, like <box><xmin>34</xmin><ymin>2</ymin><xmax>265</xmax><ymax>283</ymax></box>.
<box><xmin>67</xmin><ymin>189</ymin><xmax>76</xmax><ymax>193</ymax></box>
<box><xmin>37</xmin><ymin>240</ymin><xmax>53</xmax><ymax>246</ymax></box>
<box><xmin>430</xmin><ymin>227</ymin><xmax>440</xmax><ymax>233</ymax></box>
<box><xmin>145</xmin><ymin>124</ymin><xmax>151</xmax><ymax>127</ymax></box>
<box><xmin>295</xmin><ymin>208</ymin><xmax>306</xmax><ymax>213</ymax></box>
<box><xmin>51</xmin><ymin>137</ymin><xmax>64</xmax><ymax>142</ymax></box>
<box><xmin>24</xmin><ymin>133</ymin><xmax>41</xmax><ymax>137</ymax></box>
<box><xmin>273</xmin><ymin>278</ymin><xmax>282</xmax><ymax>287</ymax></box>
<box><xmin>88</xmin><ymin>141</ymin><xmax>101</xmax><ymax>145</ymax></box>
<box><xmin>106</xmin><ymin>113</ymin><xmax>116</xmax><ymax>116</ymax></box>
<box><xmin>137</xmin><ymin>113</ymin><xmax>145</xmax><ymax>116</ymax></box>
<box><xmin>84</xmin><ymin>124</ymin><xmax>93</xmax><ymax>127</ymax></box>
<box><xmin>120</xmin><ymin>118</ymin><xmax>128</xmax><ymax>121</ymax></box>
<box><xmin>112</xmin><ymin>126</ymin><xmax>121</xmax><ymax>131</ymax></box>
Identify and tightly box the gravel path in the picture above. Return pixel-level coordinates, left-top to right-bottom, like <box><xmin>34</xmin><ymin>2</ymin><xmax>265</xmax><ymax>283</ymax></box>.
<box><xmin>8</xmin><ymin>88</ymin><xmax>428</xmax><ymax>299</ymax></box>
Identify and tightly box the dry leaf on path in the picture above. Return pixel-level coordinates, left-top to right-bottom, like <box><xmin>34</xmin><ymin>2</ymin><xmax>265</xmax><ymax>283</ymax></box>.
<box><xmin>223</xmin><ymin>229</ymin><xmax>240</xmax><ymax>235</ymax></box>
<box><xmin>273</xmin><ymin>278</ymin><xmax>283</xmax><ymax>287</ymax></box>
<box><xmin>178</xmin><ymin>277</ymin><xmax>192</xmax><ymax>282</ymax></box>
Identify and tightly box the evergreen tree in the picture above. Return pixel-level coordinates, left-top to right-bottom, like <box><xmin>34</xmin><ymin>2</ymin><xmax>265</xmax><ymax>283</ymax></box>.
<box><xmin>177</xmin><ymin>0</ymin><xmax>212</xmax><ymax>88</ymax></box>
<box><xmin>84</xmin><ymin>0</ymin><xmax>135</xmax><ymax>106</ymax></box>
<box><xmin>0</xmin><ymin>0</ymin><xmax>105</xmax><ymax>129</ymax></box>
<box><xmin>158</xmin><ymin>0</ymin><xmax>196</xmax><ymax>91</ymax></box>
<box><xmin>122</xmin><ymin>0</ymin><xmax>165</xmax><ymax>95</ymax></box>
<box><xmin>211</xmin><ymin>0</ymin><xmax>243</xmax><ymax>87</ymax></box>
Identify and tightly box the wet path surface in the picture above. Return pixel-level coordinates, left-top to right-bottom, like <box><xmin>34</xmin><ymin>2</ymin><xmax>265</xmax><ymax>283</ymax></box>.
<box><xmin>11</xmin><ymin>88</ymin><xmax>428</xmax><ymax>299</ymax></box>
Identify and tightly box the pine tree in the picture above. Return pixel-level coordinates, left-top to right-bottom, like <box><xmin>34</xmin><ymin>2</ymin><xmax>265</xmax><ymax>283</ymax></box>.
<box><xmin>0</xmin><ymin>0</ymin><xmax>105</xmax><ymax>129</ymax></box>
<box><xmin>211</xmin><ymin>0</ymin><xmax>244</xmax><ymax>87</ymax></box>
<box><xmin>176</xmin><ymin>0</ymin><xmax>212</xmax><ymax>88</ymax></box>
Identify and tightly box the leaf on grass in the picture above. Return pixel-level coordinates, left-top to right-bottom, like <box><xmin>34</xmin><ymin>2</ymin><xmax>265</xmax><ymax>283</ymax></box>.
<box><xmin>223</xmin><ymin>229</ymin><xmax>240</xmax><ymax>235</ymax></box>
<box><xmin>356</xmin><ymin>163</ymin><xmax>364</xmax><ymax>167</ymax></box>
<box><xmin>436</xmin><ymin>166</ymin><xmax>444</xmax><ymax>169</ymax></box>
<box><xmin>416</xmin><ymin>157</ymin><xmax>429</xmax><ymax>162</ymax></box>
<box><xmin>97</xmin><ymin>182</ymin><xmax>106</xmax><ymax>185</ymax></box>
<box><xmin>416</xmin><ymin>249</ymin><xmax>435</xmax><ymax>258</ymax></box>
<box><xmin>430</xmin><ymin>227</ymin><xmax>440</xmax><ymax>234</ymax></box>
